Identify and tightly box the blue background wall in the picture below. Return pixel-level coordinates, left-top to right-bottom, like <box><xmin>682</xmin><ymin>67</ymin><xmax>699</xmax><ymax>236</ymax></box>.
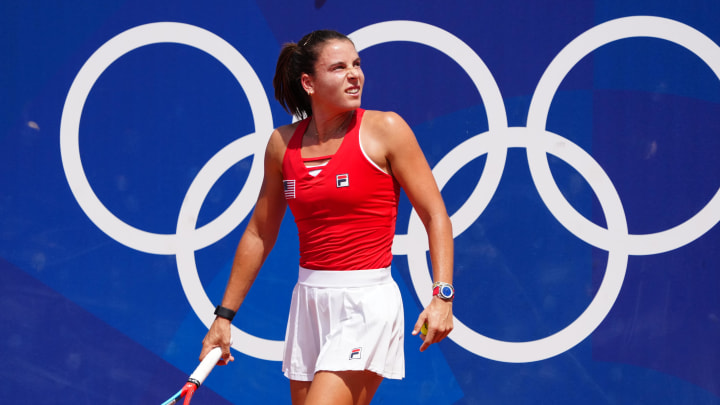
<box><xmin>2</xmin><ymin>1</ymin><xmax>719</xmax><ymax>403</ymax></box>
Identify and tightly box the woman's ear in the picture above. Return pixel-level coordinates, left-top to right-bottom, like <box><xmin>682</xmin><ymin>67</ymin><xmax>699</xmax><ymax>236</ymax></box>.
<box><xmin>301</xmin><ymin>73</ymin><xmax>314</xmax><ymax>96</ymax></box>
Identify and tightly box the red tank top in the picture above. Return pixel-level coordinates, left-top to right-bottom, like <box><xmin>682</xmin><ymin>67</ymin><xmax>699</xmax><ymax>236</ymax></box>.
<box><xmin>282</xmin><ymin>109</ymin><xmax>400</xmax><ymax>270</ymax></box>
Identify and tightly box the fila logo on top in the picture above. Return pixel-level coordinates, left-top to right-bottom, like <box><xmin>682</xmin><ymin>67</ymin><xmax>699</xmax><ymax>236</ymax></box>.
<box><xmin>336</xmin><ymin>174</ymin><xmax>349</xmax><ymax>188</ymax></box>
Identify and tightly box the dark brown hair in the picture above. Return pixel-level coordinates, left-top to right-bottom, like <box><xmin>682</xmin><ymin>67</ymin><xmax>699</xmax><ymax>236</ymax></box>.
<box><xmin>273</xmin><ymin>29</ymin><xmax>353</xmax><ymax>118</ymax></box>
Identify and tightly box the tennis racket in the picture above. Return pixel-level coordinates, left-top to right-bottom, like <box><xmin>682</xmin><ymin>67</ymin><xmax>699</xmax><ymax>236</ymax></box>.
<box><xmin>161</xmin><ymin>347</ymin><xmax>223</xmax><ymax>405</ymax></box>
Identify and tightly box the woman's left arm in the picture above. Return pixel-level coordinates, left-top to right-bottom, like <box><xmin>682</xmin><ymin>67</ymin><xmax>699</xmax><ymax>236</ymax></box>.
<box><xmin>368</xmin><ymin>111</ymin><xmax>454</xmax><ymax>352</ymax></box>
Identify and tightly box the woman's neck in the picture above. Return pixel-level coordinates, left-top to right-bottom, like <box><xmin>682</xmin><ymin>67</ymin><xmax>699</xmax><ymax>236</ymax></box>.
<box><xmin>309</xmin><ymin>109</ymin><xmax>355</xmax><ymax>143</ymax></box>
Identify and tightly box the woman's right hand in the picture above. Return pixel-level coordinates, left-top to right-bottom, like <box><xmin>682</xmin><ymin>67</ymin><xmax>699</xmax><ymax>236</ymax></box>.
<box><xmin>200</xmin><ymin>317</ymin><xmax>234</xmax><ymax>365</ymax></box>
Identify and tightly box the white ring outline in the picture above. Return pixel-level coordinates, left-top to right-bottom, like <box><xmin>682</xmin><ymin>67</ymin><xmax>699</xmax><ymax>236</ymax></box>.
<box><xmin>59</xmin><ymin>17</ymin><xmax>720</xmax><ymax>363</ymax></box>
<box><xmin>404</xmin><ymin>127</ymin><xmax>629</xmax><ymax>363</ymax></box>
<box><xmin>58</xmin><ymin>22</ymin><xmax>278</xmax><ymax>359</ymax></box>
<box><xmin>59</xmin><ymin>22</ymin><xmax>273</xmax><ymax>255</ymax></box>
<box><xmin>528</xmin><ymin>16</ymin><xmax>720</xmax><ymax>256</ymax></box>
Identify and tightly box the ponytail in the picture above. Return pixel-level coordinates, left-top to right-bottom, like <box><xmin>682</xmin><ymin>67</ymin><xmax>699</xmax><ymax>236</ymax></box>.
<box><xmin>273</xmin><ymin>42</ymin><xmax>311</xmax><ymax>119</ymax></box>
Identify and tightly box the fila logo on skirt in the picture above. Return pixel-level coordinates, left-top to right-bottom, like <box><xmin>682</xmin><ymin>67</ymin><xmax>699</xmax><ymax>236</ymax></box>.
<box><xmin>349</xmin><ymin>347</ymin><xmax>362</xmax><ymax>360</ymax></box>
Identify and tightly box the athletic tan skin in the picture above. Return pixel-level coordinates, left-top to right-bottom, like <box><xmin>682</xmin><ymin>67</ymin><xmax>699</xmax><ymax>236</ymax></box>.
<box><xmin>200</xmin><ymin>37</ymin><xmax>454</xmax><ymax>405</ymax></box>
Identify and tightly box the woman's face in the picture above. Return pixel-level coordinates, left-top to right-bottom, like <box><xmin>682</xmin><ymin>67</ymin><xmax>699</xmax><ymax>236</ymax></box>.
<box><xmin>303</xmin><ymin>38</ymin><xmax>363</xmax><ymax>114</ymax></box>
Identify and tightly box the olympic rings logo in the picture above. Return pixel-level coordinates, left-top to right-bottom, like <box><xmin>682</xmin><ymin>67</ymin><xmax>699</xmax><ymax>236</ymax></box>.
<box><xmin>60</xmin><ymin>17</ymin><xmax>720</xmax><ymax>363</ymax></box>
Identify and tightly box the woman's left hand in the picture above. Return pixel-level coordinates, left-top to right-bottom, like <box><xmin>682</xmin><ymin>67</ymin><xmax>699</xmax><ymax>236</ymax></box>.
<box><xmin>412</xmin><ymin>297</ymin><xmax>454</xmax><ymax>352</ymax></box>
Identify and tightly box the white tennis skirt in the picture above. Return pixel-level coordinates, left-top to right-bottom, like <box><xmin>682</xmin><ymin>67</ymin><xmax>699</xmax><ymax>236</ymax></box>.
<box><xmin>282</xmin><ymin>266</ymin><xmax>405</xmax><ymax>381</ymax></box>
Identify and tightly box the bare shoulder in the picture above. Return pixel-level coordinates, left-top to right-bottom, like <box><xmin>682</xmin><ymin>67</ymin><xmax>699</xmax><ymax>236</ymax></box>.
<box><xmin>359</xmin><ymin>110</ymin><xmax>420</xmax><ymax>172</ymax></box>
<box><xmin>266</xmin><ymin>121</ymin><xmax>299</xmax><ymax>161</ymax></box>
<box><xmin>362</xmin><ymin>110</ymin><xmax>411</xmax><ymax>135</ymax></box>
<box><xmin>362</xmin><ymin>110</ymin><xmax>417</xmax><ymax>152</ymax></box>
<box><xmin>274</xmin><ymin>121</ymin><xmax>299</xmax><ymax>145</ymax></box>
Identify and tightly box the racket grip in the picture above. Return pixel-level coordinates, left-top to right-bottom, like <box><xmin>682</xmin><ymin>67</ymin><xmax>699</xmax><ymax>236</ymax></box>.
<box><xmin>188</xmin><ymin>347</ymin><xmax>223</xmax><ymax>386</ymax></box>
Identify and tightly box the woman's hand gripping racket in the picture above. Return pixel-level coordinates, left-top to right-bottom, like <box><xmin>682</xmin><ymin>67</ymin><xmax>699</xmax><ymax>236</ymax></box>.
<box><xmin>161</xmin><ymin>347</ymin><xmax>223</xmax><ymax>405</ymax></box>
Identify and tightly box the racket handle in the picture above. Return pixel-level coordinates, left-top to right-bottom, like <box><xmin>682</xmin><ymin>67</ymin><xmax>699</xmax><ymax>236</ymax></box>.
<box><xmin>188</xmin><ymin>347</ymin><xmax>223</xmax><ymax>386</ymax></box>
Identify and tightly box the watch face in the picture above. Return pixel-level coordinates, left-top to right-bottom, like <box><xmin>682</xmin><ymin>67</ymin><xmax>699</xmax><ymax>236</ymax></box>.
<box><xmin>441</xmin><ymin>285</ymin><xmax>453</xmax><ymax>298</ymax></box>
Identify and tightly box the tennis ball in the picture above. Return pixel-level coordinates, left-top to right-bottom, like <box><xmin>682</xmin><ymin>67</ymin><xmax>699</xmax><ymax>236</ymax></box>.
<box><xmin>420</xmin><ymin>322</ymin><xmax>428</xmax><ymax>335</ymax></box>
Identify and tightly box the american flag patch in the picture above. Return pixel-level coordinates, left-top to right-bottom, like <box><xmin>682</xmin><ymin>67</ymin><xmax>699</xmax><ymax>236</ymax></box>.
<box><xmin>283</xmin><ymin>180</ymin><xmax>296</xmax><ymax>199</ymax></box>
<box><xmin>349</xmin><ymin>347</ymin><xmax>362</xmax><ymax>360</ymax></box>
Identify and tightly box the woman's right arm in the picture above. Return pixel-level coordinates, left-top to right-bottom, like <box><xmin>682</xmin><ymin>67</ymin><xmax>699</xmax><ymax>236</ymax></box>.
<box><xmin>199</xmin><ymin>128</ymin><xmax>289</xmax><ymax>364</ymax></box>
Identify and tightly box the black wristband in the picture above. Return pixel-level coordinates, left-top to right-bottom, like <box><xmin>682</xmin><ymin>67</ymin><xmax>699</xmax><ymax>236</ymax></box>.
<box><xmin>214</xmin><ymin>305</ymin><xmax>236</xmax><ymax>322</ymax></box>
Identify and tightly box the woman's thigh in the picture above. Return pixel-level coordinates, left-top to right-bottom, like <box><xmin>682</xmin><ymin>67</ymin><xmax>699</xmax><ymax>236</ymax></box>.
<box><xmin>290</xmin><ymin>371</ymin><xmax>383</xmax><ymax>405</ymax></box>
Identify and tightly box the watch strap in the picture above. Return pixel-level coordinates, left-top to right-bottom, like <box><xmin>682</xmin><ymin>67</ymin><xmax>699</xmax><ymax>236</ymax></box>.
<box><xmin>214</xmin><ymin>305</ymin><xmax>236</xmax><ymax>322</ymax></box>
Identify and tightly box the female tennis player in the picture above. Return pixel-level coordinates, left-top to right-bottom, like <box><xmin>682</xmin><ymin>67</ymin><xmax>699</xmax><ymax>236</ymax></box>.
<box><xmin>199</xmin><ymin>29</ymin><xmax>454</xmax><ymax>405</ymax></box>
